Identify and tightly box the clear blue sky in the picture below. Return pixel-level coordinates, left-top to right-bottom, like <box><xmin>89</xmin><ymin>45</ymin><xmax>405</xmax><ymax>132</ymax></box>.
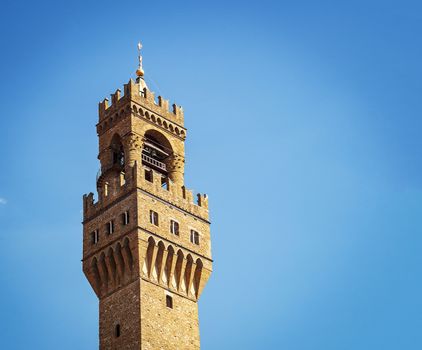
<box><xmin>0</xmin><ymin>0</ymin><xmax>421</xmax><ymax>349</ymax></box>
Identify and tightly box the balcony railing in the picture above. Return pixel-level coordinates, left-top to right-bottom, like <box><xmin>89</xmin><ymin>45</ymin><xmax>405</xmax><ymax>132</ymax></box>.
<box><xmin>142</xmin><ymin>153</ymin><xmax>167</xmax><ymax>171</ymax></box>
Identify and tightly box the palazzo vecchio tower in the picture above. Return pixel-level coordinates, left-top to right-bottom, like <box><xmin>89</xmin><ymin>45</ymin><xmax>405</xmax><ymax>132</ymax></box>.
<box><xmin>82</xmin><ymin>43</ymin><xmax>212</xmax><ymax>349</ymax></box>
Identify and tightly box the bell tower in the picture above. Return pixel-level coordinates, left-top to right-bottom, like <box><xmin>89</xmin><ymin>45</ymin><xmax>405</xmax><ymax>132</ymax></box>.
<box><xmin>82</xmin><ymin>43</ymin><xmax>212</xmax><ymax>350</ymax></box>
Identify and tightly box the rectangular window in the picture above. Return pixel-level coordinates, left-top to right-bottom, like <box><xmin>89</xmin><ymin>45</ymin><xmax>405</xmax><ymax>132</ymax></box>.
<box><xmin>166</xmin><ymin>295</ymin><xmax>173</xmax><ymax>309</ymax></box>
<box><xmin>150</xmin><ymin>210</ymin><xmax>159</xmax><ymax>226</ymax></box>
<box><xmin>122</xmin><ymin>211</ymin><xmax>130</xmax><ymax>225</ymax></box>
<box><xmin>190</xmin><ymin>230</ymin><xmax>200</xmax><ymax>245</ymax></box>
<box><xmin>161</xmin><ymin>176</ymin><xmax>169</xmax><ymax>190</ymax></box>
<box><xmin>106</xmin><ymin>220</ymin><xmax>114</xmax><ymax>235</ymax></box>
<box><xmin>145</xmin><ymin>169</ymin><xmax>153</xmax><ymax>182</ymax></box>
<box><xmin>90</xmin><ymin>229</ymin><xmax>99</xmax><ymax>244</ymax></box>
<box><xmin>170</xmin><ymin>220</ymin><xmax>179</xmax><ymax>236</ymax></box>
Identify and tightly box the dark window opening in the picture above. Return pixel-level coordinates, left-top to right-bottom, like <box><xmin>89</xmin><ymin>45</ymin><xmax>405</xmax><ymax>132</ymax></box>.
<box><xmin>106</xmin><ymin>220</ymin><xmax>115</xmax><ymax>235</ymax></box>
<box><xmin>161</xmin><ymin>176</ymin><xmax>169</xmax><ymax>190</ymax></box>
<box><xmin>145</xmin><ymin>169</ymin><xmax>153</xmax><ymax>182</ymax></box>
<box><xmin>90</xmin><ymin>230</ymin><xmax>99</xmax><ymax>244</ymax></box>
<box><xmin>166</xmin><ymin>295</ymin><xmax>173</xmax><ymax>309</ymax></box>
<box><xmin>113</xmin><ymin>150</ymin><xmax>125</xmax><ymax>167</ymax></box>
<box><xmin>115</xmin><ymin>324</ymin><xmax>121</xmax><ymax>338</ymax></box>
<box><xmin>170</xmin><ymin>220</ymin><xmax>179</xmax><ymax>236</ymax></box>
<box><xmin>190</xmin><ymin>230</ymin><xmax>200</xmax><ymax>245</ymax></box>
<box><xmin>122</xmin><ymin>211</ymin><xmax>129</xmax><ymax>225</ymax></box>
<box><xmin>150</xmin><ymin>210</ymin><xmax>159</xmax><ymax>226</ymax></box>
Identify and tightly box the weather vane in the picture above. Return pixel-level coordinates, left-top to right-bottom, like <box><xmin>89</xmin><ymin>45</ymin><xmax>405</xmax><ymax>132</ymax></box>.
<box><xmin>136</xmin><ymin>41</ymin><xmax>144</xmax><ymax>77</ymax></box>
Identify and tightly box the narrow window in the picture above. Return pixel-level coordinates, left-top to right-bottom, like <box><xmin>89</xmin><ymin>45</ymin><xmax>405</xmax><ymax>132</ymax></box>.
<box><xmin>166</xmin><ymin>295</ymin><xmax>173</xmax><ymax>309</ymax></box>
<box><xmin>90</xmin><ymin>229</ymin><xmax>99</xmax><ymax>244</ymax></box>
<box><xmin>115</xmin><ymin>324</ymin><xmax>121</xmax><ymax>338</ymax></box>
<box><xmin>145</xmin><ymin>169</ymin><xmax>153</xmax><ymax>182</ymax></box>
<box><xmin>190</xmin><ymin>230</ymin><xmax>200</xmax><ymax>245</ymax></box>
<box><xmin>122</xmin><ymin>211</ymin><xmax>129</xmax><ymax>225</ymax></box>
<box><xmin>150</xmin><ymin>210</ymin><xmax>159</xmax><ymax>226</ymax></box>
<box><xmin>106</xmin><ymin>220</ymin><xmax>114</xmax><ymax>234</ymax></box>
<box><xmin>161</xmin><ymin>176</ymin><xmax>169</xmax><ymax>190</ymax></box>
<box><xmin>170</xmin><ymin>220</ymin><xmax>179</xmax><ymax>236</ymax></box>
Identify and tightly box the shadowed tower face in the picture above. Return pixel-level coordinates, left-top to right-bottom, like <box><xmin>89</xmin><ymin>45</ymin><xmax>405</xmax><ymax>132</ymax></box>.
<box><xmin>82</xmin><ymin>46</ymin><xmax>212</xmax><ymax>350</ymax></box>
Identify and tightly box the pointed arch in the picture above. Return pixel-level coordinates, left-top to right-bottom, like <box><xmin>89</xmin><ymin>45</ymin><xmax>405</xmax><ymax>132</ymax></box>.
<box><xmin>99</xmin><ymin>252</ymin><xmax>109</xmax><ymax>290</ymax></box>
<box><xmin>164</xmin><ymin>245</ymin><xmax>175</xmax><ymax>286</ymax></box>
<box><xmin>110</xmin><ymin>133</ymin><xmax>125</xmax><ymax>168</ymax></box>
<box><xmin>114</xmin><ymin>242</ymin><xmax>125</xmax><ymax>281</ymax></box>
<box><xmin>174</xmin><ymin>249</ymin><xmax>184</xmax><ymax>290</ymax></box>
<box><xmin>184</xmin><ymin>254</ymin><xmax>194</xmax><ymax>295</ymax></box>
<box><xmin>154</xmin><ymin>241</ymin><xmax>165</xmax><ymax>282</ymax></box>
<box><xmin>193</xmin><ymin>258</ymin><xmax>203</xmax><ymax>298</ymax></box>
<box><xmin>145</xmin><ymin>237</ymin><xmax>156</xmax><ymax>277</ymax></box>
<box><xmin>91</xmin><ymin>257</ymin><xmax>101</xmax><ymax>294</ymax></box>
<box><xmin>107</xmin><ymin>247</ymin><xmax>117</xmax><ymax>284</ymax></box>
<box><xmin>123</xmin><ymin>237</ymin><xmax>134</xmax><ymax>271</ymax></box>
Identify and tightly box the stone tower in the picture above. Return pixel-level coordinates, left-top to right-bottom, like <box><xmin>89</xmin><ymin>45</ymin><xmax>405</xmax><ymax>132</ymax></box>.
<box><xmin>82</xmin><ymin>45</ymin><xmax>212</xmax><ymax>350</ymax></box>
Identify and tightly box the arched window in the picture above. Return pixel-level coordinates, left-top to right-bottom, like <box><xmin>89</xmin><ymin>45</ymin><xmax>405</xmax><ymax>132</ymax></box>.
<box><xmin>115</xmin><ymin>324</ymin><xmax>121</xmax><ymax>337</ymax></box>
<box><xmin>141</xmin><ymin>130</ymin><xmax>172</xmax><ymax>174</ymax></box>
<box><xmin>110</xmin><ymin>134</ymin><xmax>125</xmax><ymax>168</ymax></box>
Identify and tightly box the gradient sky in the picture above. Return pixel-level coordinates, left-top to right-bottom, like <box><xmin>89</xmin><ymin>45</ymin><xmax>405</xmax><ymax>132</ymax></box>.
<box><xmin>0</xmin><ymin>0</ymin><xmax>421</xmax><ymax>349</ymax></box>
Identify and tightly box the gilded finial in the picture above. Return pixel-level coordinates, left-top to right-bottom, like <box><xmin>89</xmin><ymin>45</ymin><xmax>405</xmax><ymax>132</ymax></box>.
<box><xmin>136</xmin><ymin>42</ymin><xmax>144</xmax><ymax>77</ymax></box>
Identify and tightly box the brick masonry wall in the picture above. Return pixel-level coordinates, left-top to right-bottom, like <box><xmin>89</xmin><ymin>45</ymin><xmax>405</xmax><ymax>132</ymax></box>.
<box><xmin>100</xmin><ymin>280</ymin><xmax>141</xmax><ymax>350</ymax></box>
<box><xmin>137</xmin><ymin>191</ymin><xmax>211</xmax><ymax>258</ymax></box>
<box><xmin>140</xmin><ymin>280</ymin><xmax>200</xmax><ymax>350</ymax></box>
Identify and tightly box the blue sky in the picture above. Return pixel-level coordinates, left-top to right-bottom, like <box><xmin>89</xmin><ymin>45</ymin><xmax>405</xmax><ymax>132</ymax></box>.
<box><xmin>0</xmin><ymin>0</ymin><xmax>421</xmax><ymax>349</ymax></box>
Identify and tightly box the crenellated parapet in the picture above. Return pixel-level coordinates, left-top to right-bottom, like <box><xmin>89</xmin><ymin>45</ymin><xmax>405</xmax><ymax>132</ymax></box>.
<box><xmin>83</xmin><ymin>162</ymin><xmax>209</xmax><ymax>223</ymax></box>
<box><xmin>133</xmin><ymin>163</ymin><xmax>209</xmax><ymax>221</ymax></box>
<box><xmin>97</xmin><ymin>79</ymin><xmax>186</xmax><ymax>139</ymax></box>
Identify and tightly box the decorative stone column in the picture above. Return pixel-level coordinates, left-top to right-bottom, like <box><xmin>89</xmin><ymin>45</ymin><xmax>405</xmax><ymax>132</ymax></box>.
<box><xmin>123</xmin><ymin>132</ymin><xmax>141</xmax><ymax>170</ymax></box>
<box><xmin>168</xmin><ymin>154</ymin><xmax>185</xmax><ymax>186</ymax></box>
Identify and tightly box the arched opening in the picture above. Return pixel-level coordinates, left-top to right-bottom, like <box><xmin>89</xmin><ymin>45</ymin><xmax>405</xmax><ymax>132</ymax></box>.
<box><xmin>110</xmin><ymin>134</ymin><xmax>125</xmax><ymax>169</ymax></box>
<box><xmin>174</xmin><ymin>250</ymin><xmax>184</xmax><ymax>291</ymax></box>
<box><xmin>142</xmin><ymin>130</ymin><xmax>173</xmax><ymax>187</ymax></box>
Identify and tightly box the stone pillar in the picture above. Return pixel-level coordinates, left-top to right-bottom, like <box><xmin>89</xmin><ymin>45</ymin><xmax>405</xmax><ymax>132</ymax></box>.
<box><xmin>98</xmin><ymin>147</ymin><xmax>113</xmax><ymax>172</ymax></box>
<box><xmin>124</xmin><ymin>132</ymin><xmax>141</xmax><ymax>170</ymax></box>
<box><xmin>168</xmin><ymin>154</ymin><xmax>185</xmax><ymax>186</ymax></box>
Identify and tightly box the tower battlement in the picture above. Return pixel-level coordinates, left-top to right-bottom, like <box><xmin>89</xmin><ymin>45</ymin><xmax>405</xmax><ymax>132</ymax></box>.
<box><xmin>98</xmin><ymin>79</ymin><xmax>184</xmax><ymax>129</ymax></box>
<box><xmin>83</xmin><ymin>162</ymin><xmax>209</xmax><ymax>223</ymax></box>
